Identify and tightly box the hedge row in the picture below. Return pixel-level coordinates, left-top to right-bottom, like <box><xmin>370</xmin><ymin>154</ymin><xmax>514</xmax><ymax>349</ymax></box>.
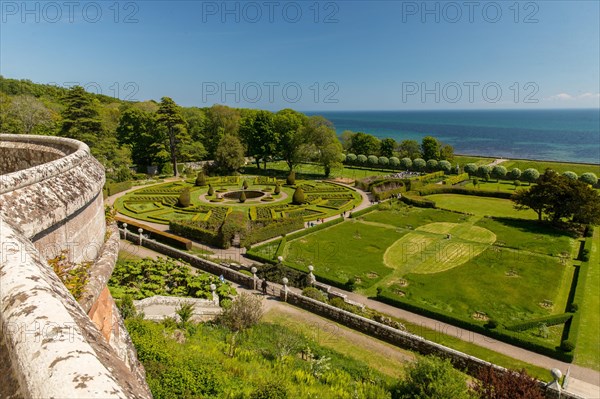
<box><xmin>373</xmin><ymin>186</ymin><xmax>406</xmax><ymax>201</ymax></box>
<box><xmin>285</xmin><ymin>217</ymin><xmax>345</xmax><ymax>241</ymax></box>
<box><xmin>415</xmin><ymin>185</ymin><xmax>514</xmax><ymax>199</ymax></box>
<box><xmin>106</xmin><ymin>181</ymin><xmax>133</xmax><ymax>197</ymax></box>
<box><xmin>443</xmin><ymin>173</ymin><xmax>470</xmax><ymax>185</ymax></box>
<box><xmin>564</xmin><ymin>233</ymin><xmax>596</xmax><ymax>352</ymax></box>
<box><xmin>116</xmin><ymin>216</ymin><xmax>192</xmax><ymax>250</ymax></box>
<box><xmin>376</xmin><ymin>292</ymin><xmax>574</xmax><ymax>362</ymax></box>
<box><xmin>505</xmin><ymin>313</ymin><xmax>573</xmax><ymax>332</ymax></box>
<box><xmin>400</xmin><ymin>192</ymin><xmax>436</xmax><ymax>208</ymax></box>
<box><xmin>169</xmin><ymin>220</ymin><xmax>221</xmax><ymax>247</ymax></box>
<box><xmin>349</xmin><ymin>205</ymin><xmax>379</xmax><ymax>219</ymax></box>
<box><xmin>240</xmin><ymin>217</ymin><xmax>304</xmax><ymax>247</ymax></box>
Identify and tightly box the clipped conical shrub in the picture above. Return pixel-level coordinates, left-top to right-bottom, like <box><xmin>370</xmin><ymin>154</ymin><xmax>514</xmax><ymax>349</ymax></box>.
<box><xmin>242</xmin><ymin>180</ymin><xmax>249</xmax><ymax>190</ymax></box>
<box><xmin>274</xmin><ymin>183</ymin><xmax>281</xmax><ymax>195</ymax></box>
<box><xmin>292</xmin><ymin>187</ymin><xmax>305</xmax><ymax>205</ymax></box>
<box><xmin>178</xmin><ymin>188</ymin><xmax>191</xmax><ymax>207</ymax></box>
<box><xmin>239</xmin><ymin>190</ymin><xmax>247</xmax><ymax>203</ymax></box>
<box><xmin>286</xmin><ymin>170</ymin><xmax>296</xmax><ymax>185</ymax></box>
<box><xmin>207</xmin><ymin>184</ymin><xmax>214</xmax><ymax>196</ymax></box>
<box><xmin>195</xmin><ymin>172</ymin><xmax>207</xmax><ymax>186</ymax></box>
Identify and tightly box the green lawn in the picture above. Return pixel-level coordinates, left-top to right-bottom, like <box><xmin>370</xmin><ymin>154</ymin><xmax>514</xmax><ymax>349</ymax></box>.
<box><xmin>459</xmin><ymin>179</ymin><xmax>522</xmax><ymax>193</ymax></box>
<box><xmin>475</xmin><ymin>217</ymin><xmax>575</xmax><ymax>257</ymax></box>
<box><xmin>392</xmin><ymin>248</ymin><xmax>568</xmax><ymax>324</ymax></box>
<box><xmin>454</xmin><ymin>155</ymin><xmax>495</xmax><ymax>166</ymax></box>
<box><xmin>427</xmin><ymin>194</ymin><xmax>537</xmax><ymax>219</ymax></box>
<box><xmin>360</xmin><ymin>203</ymin><xmax>468</xmax><ymax>229</ymax></box>
<box><xmin>575</xmin><ymin>227</ymin><xmax>600</xmax><ymax>370</ymax></box>
<box><xmin>283</xmin><ymin>220</ymin><xmax>402</xmax><ymax>288</ymax></box>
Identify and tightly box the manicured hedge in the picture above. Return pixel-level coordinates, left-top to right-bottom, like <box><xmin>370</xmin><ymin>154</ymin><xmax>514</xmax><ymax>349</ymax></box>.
<box><xmin>285</xmin><ymin>217</ymin><xmax>345</xmax><ymax>241</ymax></box>
<box><xmin>349</xmin><ymin>205</ymin><xmax>379</xmax><ymax>219</ymax></box>
<box><xmin>376</xmin><ymin>291</ymin><xmax>574</xmax><ymax>362</ymax></box>
<box><xmin>106</xmin><ymin>181</ymin><xmax>133</xmax><ymax>196</ymax></box>
<box><xmin>443</xmin><ymin>173</ymin><xmax>470</xmax><ymax>185</ymax></box>
<box><xmin>373</xmin><ymin>186</ymin><xmax>406</xmax><ymax>201</ymax></box>
<box><xmin>505</xmin><ymin>313</ymin><xmax>573</xmax><ymax>332</ymax></box>
<box><xmin>416</xmin><ymin>185</ymin><xmax>514</xmax><ymax>199</ymax></box>
<box><xmin>169</xmin><ymin>220</ymin><xmax>221</xmax><ymax>247</ymax></box>
<box><xmin>401</xmin><ymin>192</ymin><xmax>436</xmax><ymax>208</ymax></box>
<box><xmin>240</xmin><ymin>217</ymin><xmax>304</xmax><ymax>247</ymax></box>
<box><xmin>117</xmin><ymin>216</ymin><xmax>192</xmax><ymax>250</ymax></box>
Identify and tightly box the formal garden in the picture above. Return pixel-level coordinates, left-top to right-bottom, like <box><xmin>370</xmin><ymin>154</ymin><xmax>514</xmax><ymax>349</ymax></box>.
<box><xmin>248</xmin><ymin>196</ymin><xmax>594</xmax><ymax>362</ymax></box>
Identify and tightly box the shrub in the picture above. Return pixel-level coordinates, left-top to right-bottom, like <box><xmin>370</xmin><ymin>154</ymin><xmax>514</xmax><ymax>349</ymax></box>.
<box><xmin>522</xmin><ymin>168</ymin><xmax>540</xmax><ymax>184</ymax></box>
<box><xmin>345</xmin><ymin>276</ymin><xmax>357</xmax><ymax>291</ymax></box>
<box><xmin>569</xmin><ymin>303</ymin><xmax>579</xmax><ymax>313</ymax></box>
<box><xmin>400</xmin><ymin>157</ymin><xmax>412</xmax><ymax>170</ymax></box>
<box><xmin>292</xmin><ymin>187</ymin><xmax>305</xmax><ymax>204</ymax></box>
<box><xmin>412</xmin><ymin>158</ymin><xmax>426</xmax><ymax>171</ymax></box>
<box><xmin>464</xmin><ymin>163</ymin><xmax>478</xmax><ymax>176</ymax></box>
<box><xmin>443</xmin><ymin>173</ymin><xmax>469</xmax><ymax>185</ymax></box>
<box><xmin>475</xmin><ymin>366</ymin><xmax>544</xmax><ymax>399</ymax></box>
<box><xmin>250</xmin><ymin>381</ymin><xmax>288</xmax><ymax>399</ymax></box>
<box><xmin>477</xmin><ymin>165</ymin><xmax>491</xmax><ymax>178</ymax></box>
<box><xmin>178</xmin><ymin>188</ymin><xmax>191</xmax><ymax>207</ymax></box>
<box><xmin>239</xmin><ymin>191</ymin><xmax>247</xmax><ymax>203</ymax></box>
<box><xmin>242</xmin><ymin>179</ymin><xmax>249</xmax><ymax>189</ymax></box>
<box><xmin>286</xmin><ymin>170</ymin><xmax>296</xmax><ymax>185</ymax></box>
<box><xmin>218</xmin><ymin>292</ymin><xmax>263</xmax><ymax>332</ymax></box>
<box><xmin>378</xmin><ymin>156</ymin><xmax>389</xmax><ymax>166</ymax></box>
<box><xmin>367</xmin><ymin>155</ymin><xmax>379</xmax><ymax>165</ymax></box>
<box><xmin>426</xmin><ymin>159</ymin><xmax>438</xmax><ymax>171</ymax></box>
<box><xmin>492</xmin><ymin>165</ymin><xmax>507</xmax><ymax>180</ymax></box>
<box><xmin>302</xmin><ymin>287</ymin><xmax>328</xmax><ymax>302</ymax></box>
<box><xmin>579</xmin><ymin>172</ymin><xmax>598</xmax><ymax>186</ymax></box>
<box><xmin>561</xmin><ymin>340</ymin><xmax>575</xmax><ymax>352</ymax></box>
<box><xmin>509</xmin><ymin>168</ymin><xmax>522</xmax><ymax>180</ymax></box>
<box><xmin>207</xmin><ymin>185</ymin><xmax>214</xmax><ymax>196</ymax></box>
<box><xmin>514</xmin><ymin>180</ymin><xmax>521</xmax><ymax>187</ymax></box>
<box><xmin>346</xmin><ymin>153</ymin><xmax>357</xmax><ymax>163</ymax></box>
<box><xmin>472</xmin><ymin>177</ymin><xmax>479</xmax><ymax>186</ymax></box>
<box><xmin>195</xmin><ymin>172</ymin><xmax>207</xmax><ymax>186</ymax></box>
<box><xmin>439</xmin><ymin>160</ymin><xmax>452</xmax><ymax>174</ymax></box>
<box><xmin>274</xmin><ymin>183</ymin><xmax>281</xmax><ymax>195</ymax></box>
<box><xmin>562</xmin><ymin>171</ymin><xmax>578</xmax><ymax>181</ymax></box>
<box><xmin>357</xmin><ymin>154</ymin><xmax>368</xmax><ymax>164</ymax></box>
<box><xmin>389</xmin><ymin>156</ymin><xmax>400</xmax><ymax>167</ymax></box>
<box><xmin>580</xmin><ymin>248</ymin><xmax>590</xmax><ymax>262</ymax></box>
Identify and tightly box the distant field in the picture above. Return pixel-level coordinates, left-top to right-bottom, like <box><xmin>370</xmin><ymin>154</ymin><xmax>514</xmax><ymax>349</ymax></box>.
<box><xmin>427</xmin><ymin>194</ymin><xmax>537</xmax><ymax>219</ymax></box>
<box><xmin>454</xmin><ymin>155</ymin><xmax>495</xmax><ymax>166</ymax></box>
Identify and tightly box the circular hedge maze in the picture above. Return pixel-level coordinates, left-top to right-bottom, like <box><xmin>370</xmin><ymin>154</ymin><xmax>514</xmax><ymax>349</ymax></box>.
<box><xmin>116</xmin><ymin>175</ymin><xmax>362</xmax><ymax>227</ymax></box>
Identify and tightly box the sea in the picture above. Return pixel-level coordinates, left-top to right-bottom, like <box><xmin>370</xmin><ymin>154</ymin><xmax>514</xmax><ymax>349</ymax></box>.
<box><xmin>305</xmin><ymin>109</ymin><xmax>600</xmax><ymax>164</ymax></box>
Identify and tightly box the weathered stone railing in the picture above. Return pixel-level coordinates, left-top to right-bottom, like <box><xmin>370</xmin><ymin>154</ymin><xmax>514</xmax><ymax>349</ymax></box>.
<box><xmin>0</xmin><ymin>134</ymin><xmax>151</xmax><ymax>398</ymax></box>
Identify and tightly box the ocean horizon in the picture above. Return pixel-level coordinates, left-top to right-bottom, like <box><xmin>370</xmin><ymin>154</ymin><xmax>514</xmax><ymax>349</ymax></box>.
<box><xmin>306</xmin><ymin>109</ymin><xmax>600</xmax><ymax>164</ymax></box>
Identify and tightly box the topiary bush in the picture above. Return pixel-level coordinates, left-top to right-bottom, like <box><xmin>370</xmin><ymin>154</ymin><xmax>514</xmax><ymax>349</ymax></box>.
<box><xmin>464</xmin><ymin>163</ymin><xmax>478</xmax><ymax>176</ymax></box>
<box><xmin>579</xmin><ymin>172</ymin><xmax>598</xmax><ymax>186</ymax></box>
<box><xmin>274</xmin><ymin>183</ymin><xmax>281</xmax><ymax>195</ymax></box>
<box><xmin>242</xmin><ymin>179</ymin><xmax>249</xmax><ymax>189</ymax></box>
<box><xmin>207</xmin><ymin>184</ymin><xmax>214</xmax><ymax>196</ymax></box>
<box><xmin>239</xmin><ymin>190</ymin><xmax>247</xmax><ymax>203</ymax></box>
<box><xmin>412</xmin><ymin>158</ymin><xmax>426</xmax><ymax>172</ymax></box>
<box><xmin>178</xmin><ymin>188</ymin><xmax>191</xmax><ymax>207</ymax></box>
<box><xmin>509</xmin><ymin>168</ymin><xmax>522</xmax><ymax>180</ymax></box>
<box><xmin>286</xmin><ymin>170</ymin><xmax>296</xmax><ymax>185</ymax></box>
<box><xmin>292</xmin><ymin>187</ymin><xmax>305</xmax><ymax>205</ymax></box>
<box><xmin>485</xmin><ymin>319</ymin><xmax>498</xmax><ymax>329</ymax></box>
<box><xmin>426</xmin><ymin>159</ymin><xmax>439</xmax><ymax>172</ymax></box>
<box><xmin>400</xmin><ymin>157</ymin><xmax>412</xmax><ymax>170</ymax></box>
<box><xmin>562</xmin><ymin>171</ymin><xmax>578</xmax><ymax>181</ymax></box>
<box><xmin>195</xmin><ymin>172</ymin><xmax>207</xmax><ymax>186</ymax></box>
<box><xmin>302</xmin><ymin>287</ymin><xmax>328</xmax><ymax>303</ymax></box>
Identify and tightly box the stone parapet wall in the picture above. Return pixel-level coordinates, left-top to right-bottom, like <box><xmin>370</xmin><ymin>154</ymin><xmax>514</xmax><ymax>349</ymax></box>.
<box><xmin>0</xmin><ymin>134</ymin><xmax>151</xmax><ymax>398</ymax></box>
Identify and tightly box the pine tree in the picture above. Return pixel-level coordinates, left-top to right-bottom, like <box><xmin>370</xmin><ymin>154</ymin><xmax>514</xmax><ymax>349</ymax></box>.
<box><xmin>60</xmin><ymin>86</ymin><xmax>102</xmax><ymax>144</ymax></box>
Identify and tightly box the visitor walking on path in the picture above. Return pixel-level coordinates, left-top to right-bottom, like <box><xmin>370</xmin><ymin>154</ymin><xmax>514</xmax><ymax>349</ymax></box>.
<box><xmin>261</xmin><ymin>278</ymin><xmax>269</xmax><ymax>295</ymax></box>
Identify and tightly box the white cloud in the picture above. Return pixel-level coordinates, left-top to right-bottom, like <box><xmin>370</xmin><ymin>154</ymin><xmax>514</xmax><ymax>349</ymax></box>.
<box><xmin>546</xmin><ymin>93</ymin><xmax>574</xmax><ymax>101</ymax></box>
<box><xmin>578</xmin><ymin>92</ymin><xmax>600</xmax><ymax>99</ymax></box>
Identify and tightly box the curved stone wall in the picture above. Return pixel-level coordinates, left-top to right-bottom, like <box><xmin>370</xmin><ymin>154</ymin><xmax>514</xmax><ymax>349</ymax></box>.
<box><xmin>0</xmin><ymin>134</ymin><xmax>151</xmax><ymax>398</ymax></box>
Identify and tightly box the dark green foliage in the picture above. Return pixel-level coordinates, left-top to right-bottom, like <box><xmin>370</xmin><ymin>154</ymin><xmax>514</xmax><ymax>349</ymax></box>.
<box><xmin>420</xmin><ymin>136</ymin><xmax>441</xmax><ymax>161</ymax></box>
<box><xmin>220</xmin><ymin>211</ymin><xmax>247</xmax><ymax>248</ymax></box>
<box><xmin>392</xmin><ymin>356</ymin><xmax>472</xmax><ymax>399</ymax></box>
<box><xmin>195</xmin><ymin>172</ymin><xmax>207</xmax><ymax>186</ymax></box>
<box><xmin>486</xmin><ymin>319</ymin><xmax>498</xmax><ymax>329</ymax></box>
<box><xmin>117</xmin><ymin>294</ymin><xmax>137</xmax><ymax>319</ymax></box>
<box><xmin>242</xmin><ymin>179</ymin><xmax>249</xmax><ymax>189</ymax></box>
<box><xmin>561</xmin><ymin>340</ymin><xmax>575</xmax><ymax>352</ymax></box>
<box><xmin>218</xmin><ymin>292</ymin><xmax>263</xmax><ymax>331</ymax></box>
<box><xmin>302</xmin><ymin>287</ymin><xmax>328</xmax><ymax>302</ymax></box>
<box><xmin>208</xmin><ymin>184</ymin><xmax>214</xmax><ymax>196</ymax></box>
<box><xmin>345</xmin><ymin>277</ymin><xmax>357</xmax><ymax>291</ymax></box>
<box><xmin>504</xmin><ymin>313</ymin><xmax>572</xmax><ymax>332</ymax></box>
<box><xmin>292</xmin><ymin>187</ymin><xmax>305</xmax><ymax>204</ymax></box>
<box><xmin>239</xmin><ymin>190</ymin><xmax>247</xmax><ymax>203</ymax></box>
<box><xmin>59</xmin><ymin>86</ymin><xmax>103</xmax><ymax>144</ymax></box>
<box><xmin>250</xmin><ymin>381</ymin><xmax>288</xmax><ymax>399</ymax></box>
<box><xmin>241</xmin><ymin>217</ymin><xmax>304</xmax><ymax>247</ymax></box>
<box><xmin>286</xmin><ymin>170</ymin><xmax>296</xmax><ymax>185</ymax></box>
<box><xmin>464</xmin><ymin>163</ymin><xmax>478</xmax><ymax>176</ymax></box>
<box><xmin>274</xmin><ymin>183</ymin><xmax>281</xmax><ymax>195</ymax></box>
<box><xmin>119</xmin><ymin>216</ymin><xmax>192</xmax><ymax>250</ymax></box>
<box><xmin>178</xmin><ymin>187</ymin><xmax>191</xmax><ymax>207</ymax></box>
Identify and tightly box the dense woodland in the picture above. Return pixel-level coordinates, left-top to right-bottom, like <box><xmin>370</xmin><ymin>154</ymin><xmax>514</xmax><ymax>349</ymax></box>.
<box><xmin>0</xmin><ymin>76</ymin><xmax>454</xmax><ymax>181</ymax></box>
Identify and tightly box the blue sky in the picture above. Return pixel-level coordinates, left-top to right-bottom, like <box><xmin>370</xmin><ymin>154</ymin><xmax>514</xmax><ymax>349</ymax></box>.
<box><xmin>1</xmin><ymin>1</ymin><xmax>599</xmax><ymax>110</ymax></box>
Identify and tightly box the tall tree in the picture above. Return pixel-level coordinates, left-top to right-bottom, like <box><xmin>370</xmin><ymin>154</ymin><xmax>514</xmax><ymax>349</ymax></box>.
<box><xmin>117</xmin><ymin>107</ymin><xmax>158</xmax><ymax>169</ymax></box>
<box><xmin>421</xmin><ymin>136</ymin><xmax>441</xmax><ymax>160</ymax></box>
<box><xmin>339</xmin><ymin>130</ymin><xmax>355</xmax><ymax>151</ymax></box>
<box><xmin>302</xmin><ymin>116</ymin><xmax>343</xmax><ymax>177</ymax></box>
<box><xmin>155</xmin><ymin>97</ymin><xmax>188</xmax><ymax>177</ymax></box>
<box><xmin>397</xmin><ymin>139</ymin><xmax>421</xmax><ymax>159</ymax></box>
<box><xmin>274</xmin><ymin>109</ymin><xmax>308</xmax><ymax>171</ymax></box>
<box><xmin>380</xmin><ymin>138</ymin><xmax>396</xmax><ymax>158</ymax></box>
<box><xmin>59</xmin><ymin>86</ymin><xmax>103</xmax><ymax>144</ymax></box>
<box><xmin>214</xmin><ymin>134</ymin><xmax>246</xmax><ymax>173</ymax></box>
<box><xmin>349</xmin><ymin>132</ymin><xmax>380</xmax><ymax>156</ymax></box>
<box><xmin>204</xmin><ymin>104</ymin><xmax>241</xmax><ymax>158</ymax></box>
<box><xmin>9</xmin><ymin>94</ymin><xmax>55</xmax><ymax>134</ymax></box>
<box><xmin>239</xmin><ymin>110</ymin><xmax>277</xmax><ymax>169</ymax></box>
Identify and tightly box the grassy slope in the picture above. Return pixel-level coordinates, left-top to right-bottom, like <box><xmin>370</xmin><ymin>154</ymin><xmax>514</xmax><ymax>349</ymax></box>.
<box><xmin>575</xmin><ymin>227</ymin><xmax>600</xmax><ymax>370</ymax></box>
<box><xmin>501</xmin><ymin>159</ymin><xmax>600</xmax><ymax>177</ymax></box>
<box><xmin>427</xmin><ymin>194</ymin><xmax>537</xmax><ymax>219</ymax></box>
